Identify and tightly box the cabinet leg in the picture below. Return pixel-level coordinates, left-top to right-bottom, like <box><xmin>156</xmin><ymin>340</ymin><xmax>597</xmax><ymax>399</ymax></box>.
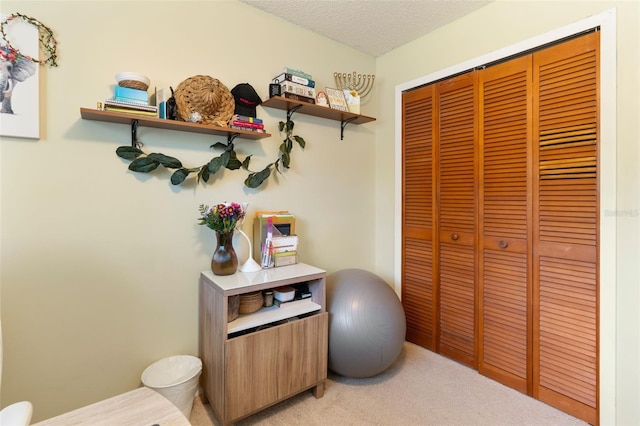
<box><xmin>197</xmin><ymin>390</ymin><xmax>209</xmax><ymax>405</ymax></box>
<box><xmin>312</xmin><ymin>381</ymin><xmax>325</xmax><ymax>399</ymax></box>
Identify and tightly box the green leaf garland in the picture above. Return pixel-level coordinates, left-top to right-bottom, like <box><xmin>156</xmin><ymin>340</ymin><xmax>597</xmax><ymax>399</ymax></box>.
<box><xmin>115</xmin><ymin>117</ymin><xmax>305</xmax><ymax>189</ymax></box>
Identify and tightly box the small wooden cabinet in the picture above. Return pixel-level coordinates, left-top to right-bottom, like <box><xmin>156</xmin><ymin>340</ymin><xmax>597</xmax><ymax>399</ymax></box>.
<box><xmin>199</xmin><ymin>263</ymin><xmax>328</xmax><ymax>425</ymax></box>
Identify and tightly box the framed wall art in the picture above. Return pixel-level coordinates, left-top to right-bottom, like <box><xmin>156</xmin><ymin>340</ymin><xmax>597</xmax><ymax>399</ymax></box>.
<box><xmin>1</xmin><ymin>14</ymin><xmax>41</xmax><ymax>139</ymax></box>
<box><xmin>325</xmin><ymin>87</ymin><xmax>348</xmax><ymax>112</ymax></box>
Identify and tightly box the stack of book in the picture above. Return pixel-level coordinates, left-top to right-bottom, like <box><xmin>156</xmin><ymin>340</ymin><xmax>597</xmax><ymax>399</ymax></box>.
<box><xmin>229</xmin><ymin>114</ymin><xmax>266</xmax><ymax>133</ymax></box>
<box><xmin>274</xmin><ymin>284</ymin><xmax>312</xmax><ymax>308</ymax></box>
<box><xmin>271</xmin><ymin>235</ymin><xmax>298</xmax><ymax>267</ymax></box>
<box><xmin>273</xmin><ymin>67</ymin><xmax>316</xmax><ymax>104</ymax></box>
<box><xmin>253</xmin><ymin>211</ymin><xmax>296</xmax><ymax>267</ymax></box>
<box><xmin>103</xmin><ymin>99</ymin><xmax>158</xmax><ymax>117</ymax></box>
<box><xmin>104</xmin><ymin>85</ymin><xmax>157</xmax><ymax>117</ymax></box>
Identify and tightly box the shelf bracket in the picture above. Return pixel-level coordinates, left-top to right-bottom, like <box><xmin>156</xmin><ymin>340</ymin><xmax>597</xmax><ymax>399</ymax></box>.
<box><xmin>340</xmin><ymin>117</ymin><xmax>358</xmax><ymax>140</ymax></box>
<box><xmin>286</xmin><ymin>104</ymin><xmax>303</xmax><ymax>122</ymax></box>
<box><xmin>130</xmin><ymin>119</ymin><xmax>142</xmax><ymax>148</ymax></box>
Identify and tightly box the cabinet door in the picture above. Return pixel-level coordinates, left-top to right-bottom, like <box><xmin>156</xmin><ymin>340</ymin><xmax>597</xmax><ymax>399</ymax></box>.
<box><xmin>532</xmin><ymin>32</ymin><xmax>599</xmax><ymax>424</ymax></box>
<box><xmin>224</xmin><ymin>313</ymin><xmax>328</xmax><ymax>422</ymax></box>
<box><xmin>436</xmin><ymin>72</ymin><xmax>477</xmax><ymax>366</ymax></box>
<box><xmin>402</xmin><ymin>85</ymin><xmax>436</xmax><ymax>349</ymax></box>
<box><xmin>478</xmin><ymin>55</ymin><xmax>532</xmax><ymax>393</ymax></box>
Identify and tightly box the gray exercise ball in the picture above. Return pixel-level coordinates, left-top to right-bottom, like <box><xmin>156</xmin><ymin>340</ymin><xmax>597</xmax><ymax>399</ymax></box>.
<box><xmin>326</xmin><ymin>268</ymin><xmax>406</xmax><ymax>378</ymax></box>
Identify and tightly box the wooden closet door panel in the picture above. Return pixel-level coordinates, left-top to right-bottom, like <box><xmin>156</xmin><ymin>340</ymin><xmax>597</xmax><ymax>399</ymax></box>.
<box><xmin>478</xmin><ymin>56</ymin><xmax>532</xmax><ymax>393</ymax></box>
<box><xmin>533</xmin><ymin>32</ymin><xmax>599</xmax><ymax>425</ymax></box>
<box><xmin>436</xmin><ymin>72</ymin><xmax>477</xmax><ymax>366</ymax></box>
<box><xmin>402</xmin><ymin>86</ymin><xmax>436</xmax><ymax>349</ymax></box>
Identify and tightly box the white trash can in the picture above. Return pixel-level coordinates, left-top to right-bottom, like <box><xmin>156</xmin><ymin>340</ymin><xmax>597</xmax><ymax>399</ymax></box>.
<box><xmin>141</xmin><ymin>355</ymin><xmax>202</xmax><ymax>420</ymax></box>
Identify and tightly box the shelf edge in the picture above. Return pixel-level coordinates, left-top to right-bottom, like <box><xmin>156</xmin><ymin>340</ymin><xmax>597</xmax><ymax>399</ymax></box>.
<box><xmin>80</xmin><ymin>108</ymin><xmax>271</xmax><ymax>139</ymax></box>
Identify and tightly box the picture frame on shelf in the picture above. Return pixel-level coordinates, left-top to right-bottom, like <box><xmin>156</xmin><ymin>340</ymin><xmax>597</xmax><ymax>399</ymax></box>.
<box><xmin>325</xmin><ymin>87</ymin><xmax>348</xmax><ymax>112</ymax></box>
<box><xmin>316</xmin><ymin>91</ymin><xmax>329</xmax><ymax>107</ymax></box>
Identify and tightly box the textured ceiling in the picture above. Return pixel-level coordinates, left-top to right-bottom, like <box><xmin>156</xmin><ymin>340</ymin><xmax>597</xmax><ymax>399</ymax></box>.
<box><xmin>240</xmin><ymin>0</ymin><xmax>492</xmax><ymax>57</ymax></box>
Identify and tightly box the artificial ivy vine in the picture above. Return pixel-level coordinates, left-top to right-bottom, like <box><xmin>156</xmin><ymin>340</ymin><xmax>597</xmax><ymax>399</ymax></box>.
<box><xmin>115</xmin><ymin>118</ymin><xmax>306</xmax><ymax>189</ymax></box>
<box><xmin>0</xmin><ymin>12</ymin><xmax>58</xmax><ymax>67</ymax></box>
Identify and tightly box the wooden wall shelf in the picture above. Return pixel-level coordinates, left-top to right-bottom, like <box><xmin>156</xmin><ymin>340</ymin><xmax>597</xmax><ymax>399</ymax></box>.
<box><xmin>80</xmin><ymin>108</ymin><xmax>271</xmax><ymax>140</ymax></box>
<box><xmin>262</xmin><ymin>96</ymin><xmax>375</xmax><ymax>124</ymax></box>
<box><xmin>262</xmin><ymin>96</ymin><xmax>375</xmax><ymax>140</ymax></box>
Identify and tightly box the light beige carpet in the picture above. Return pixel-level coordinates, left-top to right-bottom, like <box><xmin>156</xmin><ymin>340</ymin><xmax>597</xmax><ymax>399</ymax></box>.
<box><xmin>189</xmin><ymin>341</ymin><xmax>588</xmax><ymax>425</ymax></box>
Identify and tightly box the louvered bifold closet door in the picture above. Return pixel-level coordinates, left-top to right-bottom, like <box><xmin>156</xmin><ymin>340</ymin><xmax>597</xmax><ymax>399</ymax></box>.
<box><xmin>478</xmin><ymin>56</ymin><xmax>532</xmax><ymax>394</ymax></box>
<box><xmin>436</xmin><ymin>72</ymin><xmax>477</xmax><ymax>366</ymax></box>
<box><xmin>402</xmin><ymin>85</ymin><xmax>436</xmax><ymax>349</ymax></box>
<box><xmin>532</xmin><ymin>32</ymin><xmax>599</xmax><ymax>425</ymax></box>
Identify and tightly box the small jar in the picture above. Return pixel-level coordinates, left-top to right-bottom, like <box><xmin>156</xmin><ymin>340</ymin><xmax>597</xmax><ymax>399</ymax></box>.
<box><xmin>263</xmin><ymin>290</ymin><xmax>274</xmax><ymax>307</ymax></box>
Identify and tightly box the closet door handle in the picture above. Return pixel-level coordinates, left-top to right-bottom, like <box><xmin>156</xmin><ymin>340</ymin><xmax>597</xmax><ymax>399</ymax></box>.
<box><xmin>451</xmin><ymin>233</ymin><xmax>459</xmax><ymax>241</ymax></box>
<box><xmin>498</xmin><ymin>240</ymin><xmax>508</xmax><ymax>249</ymax></box>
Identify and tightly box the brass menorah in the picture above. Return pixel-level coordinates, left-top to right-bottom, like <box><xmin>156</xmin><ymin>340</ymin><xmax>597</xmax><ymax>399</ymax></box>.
<box><xmin>334</xmin><ymin>72</ymin><xmax>375</xmax><ymax>99</ymax></box>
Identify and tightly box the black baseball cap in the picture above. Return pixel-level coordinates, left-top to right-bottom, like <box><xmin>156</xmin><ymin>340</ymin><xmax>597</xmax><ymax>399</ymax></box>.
<box><xmin>231</xmin><ymin>83</ymin><xmax>262</xmax><ymax>117</ymax></box>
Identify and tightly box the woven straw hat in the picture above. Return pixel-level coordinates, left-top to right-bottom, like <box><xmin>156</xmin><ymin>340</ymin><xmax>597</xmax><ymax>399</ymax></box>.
<box><xmin>174</xmin><ymin>75</ymin><xmax>235</xmax><ymax>126</ymax></box>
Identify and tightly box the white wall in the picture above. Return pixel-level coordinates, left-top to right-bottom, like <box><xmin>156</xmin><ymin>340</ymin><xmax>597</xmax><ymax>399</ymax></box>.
<box><xmin>375</xmin><ymin>1</ymin><xmax>639</xmax><ymax>424</ymax></box>
<box><xmin>0</xmin><ymin>1</ymin><xmax>376</xmax><ymax>421</ymax></box>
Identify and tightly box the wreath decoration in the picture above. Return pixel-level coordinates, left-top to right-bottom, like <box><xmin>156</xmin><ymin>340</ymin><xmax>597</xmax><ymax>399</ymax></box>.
<box><xmin>115</xmin><ymin>117</ymin><xmax>305</xmax><ymax>189</ymax></box>
<box><xmin>0</xmin><ymin>12</ymin><xmax>58</xmax><ymax>67</ymax></box>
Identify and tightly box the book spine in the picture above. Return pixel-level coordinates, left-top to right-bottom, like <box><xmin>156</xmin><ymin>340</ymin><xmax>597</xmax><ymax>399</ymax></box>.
<box><xmin>282</xmin><ymin>92</ymin><xmax>316</xmax><ymax>104</ymax></box>
<box><xmin>282</xmin><ymin>67</ymin><xmax>313</xmax><ymax>80</ymax></box>
<box><xmin>280</xmin><ymin>81</ymin><xmax>316</xmax><ymax>98</ymax></box>
<box><xmin>156</xmin><ymin>88</ymin><xmax>168</xmax><ymax>119</ymax></box>
<box><xmin>158</xmin><ymin>100</ymin><xmax>166</xmax><ymax>119</ymax></box>
<box><xmin>272</xmin><ymin>236</ymin><xmax>298</xmax><ymax>250</ymax></box>
<box><xmin>104</xmin><ymin>106</ymin><xmax>158</xmax><ymax>116</ymax></box>
<box><xmin>114</xmin><ymin>85</ymin><xmax>149</xmax><ymax>102</ymax></box>
<box><xmin>232</xmin><ymin>120</ymin><xmax>264</xmax><ymax>129</ymax></box>
<box><xmin>273</xmin><ymin>247</ymin><xmax>297</xmax><ymax>254</ymax></box>
<box><xmin>104</xmin><ymin>99</ymin><xmax>157</xmax><ymax>112</ymax></box>
<box><xmin>274</xmin><ymin>294</ymin><xmax>313</xmax><ymax>307</ymax></box>
<box><xmin>273</xmin><ymin>252</ymin><xmax>298</xmax><ymax>267</ymax></box>
<box><xmin>232</xmin><ymin>114</ymin><xmax>263</xmax><ymax>124</ymax></box>
<box><xmin>229</xmin><ymin>125</ymin><xmax>266</xmax><ymax>133</ymax></box>
<box><xmin>113</xmin><ymin>96</ymin><xmax>149</xmax><ymax>106</ymax></box>
<box><xmin>273</xmin><ymin>73</ymin><xmax>315</xmax><ymax>88</ymax></box>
